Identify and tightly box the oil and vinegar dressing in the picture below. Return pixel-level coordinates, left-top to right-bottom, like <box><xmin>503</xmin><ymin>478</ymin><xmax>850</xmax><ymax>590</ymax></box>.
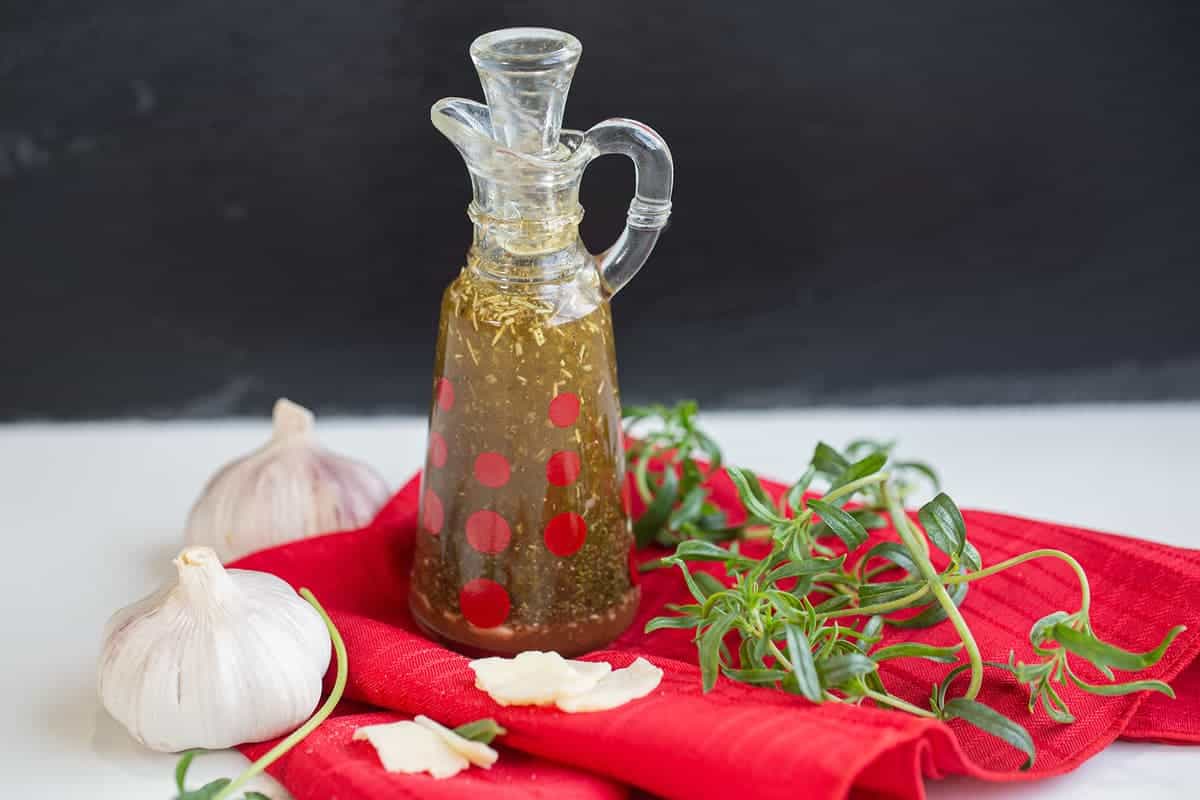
<box><xmin>410</xmin><ymin>260</ymin><xmax>638</xmax><ymax>656</ymax></box>
<box><xmin>412</xmin><ymin>26</ymin><xmax>673</xmax><ymax>655</ymax></box>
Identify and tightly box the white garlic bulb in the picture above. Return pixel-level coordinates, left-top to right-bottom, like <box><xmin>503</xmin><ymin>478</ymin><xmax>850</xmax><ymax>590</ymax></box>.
<box><xmin>98</xmin><ymin>546</ymin><xmax>332</xmax><ymax>752</ymax></box>
<box><xmin>185</xmin><ymin>397</ymin><xmax>390</xmax><ymax>562</ymax></box>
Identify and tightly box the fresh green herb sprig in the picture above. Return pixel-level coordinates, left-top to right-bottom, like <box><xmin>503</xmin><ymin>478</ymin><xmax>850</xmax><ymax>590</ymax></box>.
<box><xmin>631</xmin><ymin>404</ymin><xmax>1184</xmax><ymax>769</ymax></box>
<box><xmin>625</xmin><ymin>401</ymin><xmax>734</xmax><ymax>547</ymax></box>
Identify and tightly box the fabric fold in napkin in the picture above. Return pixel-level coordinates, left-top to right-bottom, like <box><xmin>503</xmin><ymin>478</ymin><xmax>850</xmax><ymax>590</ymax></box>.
<box><xmin>233</xmin><ymin>470</ymin><xmax>1200</xmax><ymax>800</ymax></box>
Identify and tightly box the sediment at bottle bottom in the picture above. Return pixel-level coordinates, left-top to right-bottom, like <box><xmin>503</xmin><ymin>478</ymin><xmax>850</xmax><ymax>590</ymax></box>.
<box><xmin>409</xmin><ymin>586</ymin><xmax>641</xmax><ymax>658</ymax></box>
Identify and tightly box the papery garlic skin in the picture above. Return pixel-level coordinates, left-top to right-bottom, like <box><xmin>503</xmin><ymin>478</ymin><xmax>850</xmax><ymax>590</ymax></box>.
<box><xmin>98</xmin><ymin>546</ymin><xmax>332</xmax><ymax>752</ymax></box>
<box><xmin>185</xmin><ymin>398</ymin><xmax>390</xmax><ymax>562</ymax></box>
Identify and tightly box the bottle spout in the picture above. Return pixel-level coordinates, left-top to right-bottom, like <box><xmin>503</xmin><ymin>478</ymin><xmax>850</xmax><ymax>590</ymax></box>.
<box><xmin>470</xmin><ymin>28</ymin><xmax>582</xmax><ymax>156</ymax></box>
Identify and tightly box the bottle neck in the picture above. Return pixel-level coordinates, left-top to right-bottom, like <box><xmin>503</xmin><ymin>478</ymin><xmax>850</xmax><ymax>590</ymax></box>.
<box><xmin>467</xmin><ymin>203</ymin><xmax>590</xmax><ymax>283</ymax></box>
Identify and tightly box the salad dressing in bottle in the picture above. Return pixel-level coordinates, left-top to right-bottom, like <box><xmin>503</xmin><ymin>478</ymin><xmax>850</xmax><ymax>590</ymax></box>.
<box><xmin>410</xmin><ymin>28</ymin><xmax>673</xmax><ymax>656</ymax></box>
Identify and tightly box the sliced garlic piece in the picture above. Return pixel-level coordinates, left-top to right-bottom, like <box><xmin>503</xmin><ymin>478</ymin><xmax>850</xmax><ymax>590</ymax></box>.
<box><xmin>556</xmin><ymin>657</ymin><xmax>664</xmax><ymax>713</ymax></box>
<box><xmin>353</xmin><ymin>720</ymin><xmax>468</xmax><ymax>779</ymax></box>
<box><xmin>413</xmin><ymin>715</ymin><xmax>498</xmax><ymax>769</ymax></box>
<box><xmin>566</xmin><ymin>658</ymin><xmax>614</xmax><ymax>683</ymax></box>
<box><xmin>469</xmin><ymin>650</ymin><xmax>609</xmax><ymax>706</ymax></box>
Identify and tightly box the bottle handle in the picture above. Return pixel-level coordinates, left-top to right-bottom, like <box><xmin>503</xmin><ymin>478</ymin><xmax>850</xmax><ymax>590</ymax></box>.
<box><xmin>583</xmin><ymin>119</ymin><xmax>674</xmax><ymax>297</ymax></box>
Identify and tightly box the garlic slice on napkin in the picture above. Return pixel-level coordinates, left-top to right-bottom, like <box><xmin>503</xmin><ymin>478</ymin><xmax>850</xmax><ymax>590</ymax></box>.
<box><xmin>469</xmin><ymin>651</ymin><xmax>662</xmax><ymax>712</ymax></box>
<box><xmin>353</xmin><ymin>720</ymin><xmax>469</xmax><ymax>778</ymax></box>
<box><xmin>185</xmin><ymin>398</ymin><xmax>390</xmax><ymax>562</ymax></box>
<box><xmin>555</xmin><ymin>657</ymin><xmax>663</xmax><ymax>712</ymax></box>
<box><xmin>469</xmin><ymin>651</ymin><xmax>610</xmax><ymax>706</ymax></box>
<box><xmin>413</xmin><ymin>715</ymin><xmax>499</xmax><ymax>768</ymax></box>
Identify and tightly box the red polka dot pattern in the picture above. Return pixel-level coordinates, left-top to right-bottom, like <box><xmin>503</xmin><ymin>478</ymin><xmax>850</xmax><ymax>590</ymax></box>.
<box><xmin>435</xmin><ymin>378</ymin><xmax>454</xmax><ymax>411</ymax></box>
<box><xmin>460</xmin><ymin>578</ymin><xmax>510</xmax><ymax>628</ymax></box>
<box><xmin>465</xmin><ymin>510</ymin><xmax>512</xmax><ymax>554</ymax></box>
<box><xmin>544</xmin><ymin>512</ymin><xmax>588</xmax><ymax>557</ymax></box>
<box><xmin>474</xmin><ymin>452</ymin><xmax>511</xmax><ymax>488</ymax></box>
<box><xmin>428</xmin><ymin>431</ymin><xmax>448</xmax><ymax>469</ymax></box>
<box><xmin>422</xmin><ymin>489</ymin><xmax>444</xmax><ymax>535</ymax></box>
<box><xmin>548</xmin><ymin>392</ymin><xmax>581</xmax><ymax>428</ymax></box>
<box><xmin>546</xmin><ymin>450</ymin><xmax>582</xmax><ymax>487</ymax></box>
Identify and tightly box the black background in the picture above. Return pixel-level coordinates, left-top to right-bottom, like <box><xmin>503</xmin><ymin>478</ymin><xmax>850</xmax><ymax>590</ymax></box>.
<box><xmin>3</xmin><ymin>1</ymin><xmax>1198</xmax><ymax>420</ymax></box>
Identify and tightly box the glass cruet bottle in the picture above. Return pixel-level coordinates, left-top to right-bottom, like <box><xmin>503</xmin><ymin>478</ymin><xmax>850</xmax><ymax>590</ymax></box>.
<box><xmin>408</xmin><ymin>27</ymin><xmax>673</xmax><ymax>656</ymax></box>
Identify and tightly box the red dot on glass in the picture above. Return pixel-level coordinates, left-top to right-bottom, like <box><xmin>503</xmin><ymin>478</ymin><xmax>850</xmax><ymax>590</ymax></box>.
<box><xmin>546</xmin><ymin>450</ymin><xmax>582</xmax><ymax>487</ymax></box>
<box><xmin>435</xmin><ymin>378</ymin><xmax>454</xmax><ymax>411</ymax></box>
<box><xmin>428</xmin><ymin>431</ymin><xmax>448</xmax><ymax>469</ymax></box>
<box><xmin>422</xmin><ymin>490</ymin><xmax>444</xmax><ymax>535</ymax></box>
<box><xmin>459</xmin><ymin>578</ymin><xmax>510</xmax><ymax>629</ymax></box>
<box><xmin>544</xmin><ymin>512</ymin><xmax>588</xmax><ymax>557</ymax></box>
<box><xmin>474</xmin><ymin>451</ymin><xmax>511</xmax><ymax>488</ymax></box>
<box><xmin>466</xmin><ymin>510</ymin><xmax>512</xmax><ymax>554</ymax></box>
<box><xmin>548</xmin><ymin>392</ymin><xmax>581</xmax><ymax>428</ymax></box>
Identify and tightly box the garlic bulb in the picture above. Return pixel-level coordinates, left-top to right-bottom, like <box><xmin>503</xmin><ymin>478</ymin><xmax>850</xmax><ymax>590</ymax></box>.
<box><xmin>98</xmin><ymin>546</ymin><xmax>332</xmax><ymax>752</ymax></box>
<box><xmin>185</xmin><ymin>397</ymin><xmax>390</xmax><ymax>562</ymax></box>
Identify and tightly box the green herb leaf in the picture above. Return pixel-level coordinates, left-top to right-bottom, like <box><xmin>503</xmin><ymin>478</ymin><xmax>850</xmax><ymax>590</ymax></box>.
<box><xmin>699</xmin><ymin>612</ymin><xmax>738</xmax><ymax>692</ymax></box>
<box><xmin>1029</xmin><ymin>611</ymin><xmax>1072</xmax><ymax>648</ymax></box>
<box><xmin>1050</xmin><ymin>624</ymin><xmax>1185</xmax><ymax>671</ymax></box>
<box><xmin>672</xmin><ymin>539</ymin><xmax>753</xmax><ymax>566</ymax></box>
<box><xmin>828</xmin><ymin>452</ymin><xmax>887</xmax><ymax>498</ymax></box>
<box><xmin>889</xmin><ymin>580</ymin><xmax>968</xmax><ymax>629</ymax></box>
<box><xmin>870</xmin><ymin>642</ymin><xmax>963</xmax><ymax>663</ymax></box>
<box><xmin>1039</xmin><ymin>684</ymin><xmax>1076</xmax><ymax>724</ymax></box>
<box><xmin>812</xmin><ymin>442</ymin><xmax>849</xmax><ymax>476</ymax></box>
<box><xmin>784</xmin><ymin>465</ymin><xmax>817</xmax><ymax>512</ymax></box>
<box><xmin>856</xmin><ymin>616</ymin><xmax>884</xmax><ymax>652</ymax></box>
<box><xmin>918</xmin><ymin>493</ymin><xmax>967</xmax><ymax>562</ymax></box>
<box><xmin>812</xmin><ymin>594</ymin><xmax>854</xmax><ymax>614</ymax></box>
<box><xmin>721</xmin><ymin>667</ymin><xmax>789</xmax><ymax>684</ymax></box>
<box><xmin>806</xmin><ymin>499</ymin><xmax>869</xmax><ymax>550</ymax></box>
<box><xmin>816</xmin><ymin>653</ymin><xmax>877</xmax><ymax>689</ymax></box>
<box><xmin>633</xmin><ymin>467</ymin><xmax>679</xmax><ymax>547</ymax></box>
<box><xmin>1066</xmin><ymin>672</ymin><xmax>1177</xmax><ymax>698</ymax></box>
<box><xmin>669</xmin><ymin>486</ymin><xmax>708</xmax><ymax>531</ymax></box>
<box><xmin>726</xmin><ymin>467</ymin><xmax>785</xmax><ymax>524</ymax></box>
<box><xmin>176</xmin><ymin>751</ymin><xmax>198</xmax><ymax>793</ymax></box>
<box><xmin>943</xmin><ymin>698</ymin><xmax>1035</xmax><ymax>769</ymax></box>
<box><xmin>177</xmin><ymin>778</ymin><xmax>233</xmax><ymax>800</ymax></box>
<box><xmin>693</xmin><ymin>571</ymin><xmax>729</xmax><ymax>599</ymax></box>
<box><xmin>766</xmin><ymin>556</ymin><xmax>845</xmax><ymax>583</ymax></box>
<box><xmin>858</xmin><ymin>580</ymin><xmax>925</xmax><ymax>606</ymax></box>
<box><xmin>893</xmin><ymin>460</ymin><xmax>941</xmax><ymax>492</ymax></box>
<box><xmin>452</xmin><ymin>718</ymin><xmax>507</xmax><ymax>744</ymax></box>
<box><xmin>850</xmin><ymin>509</ymin><xmax>889</xmax><ymax>530</ymax></box>
<box><xmin>784</xmin><ymin>624</ymin><xmax>823</xmax><ymax>702</ymax></box>
<box><xmin>645</xmin><ymin>614</ymin><xmax>702</xmax><ymax>633</ymax></box>
<box><xmin>859</xmin><ymin>541</ymin><xmax>919</xmax><ymax>577</ymax></box>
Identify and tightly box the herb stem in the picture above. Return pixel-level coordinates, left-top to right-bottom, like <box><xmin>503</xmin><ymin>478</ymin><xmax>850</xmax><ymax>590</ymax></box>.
<box><xmin>863</xmin><ymin>688</ymin><xmax>938</xmax><ymax>718</ymax></box>
<box><xmin>822</xmin><ymin>472</ymin><xmax>892</xmax><ymax>505</ymax></box>
<box><xmin>943</xmin><ymin>549</ymin><xmax>1091</xmax><ymax>614</ymax></box>
<box><xmin>634</xmin><ymin>451</ymin><xmax>655</xmax><ymax>504</ymax></box>
<box><xmin>884</xmin><ymin>488</ymin><xmax>983</xmax><ymax>701</ymax></box>
<box><xmin>767</xmin><ymin>640</ymin><xmax>794</xmax><ymax>671</ymax></box>
<box><xmin>213</xmin><ymin>588</ymin><xmax>347</xmax><ymax>800</ymax></box>
<box><xmin>818</xmin><ymin>585</ymin><xmax>932</xmax><ymax>621</ymax></box>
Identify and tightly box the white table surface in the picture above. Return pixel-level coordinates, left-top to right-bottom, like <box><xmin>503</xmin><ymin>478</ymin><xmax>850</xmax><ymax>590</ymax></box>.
<box><xmin>4</xmin><ymin>405</ymin><xmax>1198</xmax><ymax>798</ymax></box>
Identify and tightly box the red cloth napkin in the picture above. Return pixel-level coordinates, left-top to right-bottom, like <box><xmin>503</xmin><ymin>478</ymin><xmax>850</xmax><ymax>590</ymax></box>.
<box><xmin>235</xmin><ymin>470</ymin><xmax>1200</xmax><ymax>800</ymax></box>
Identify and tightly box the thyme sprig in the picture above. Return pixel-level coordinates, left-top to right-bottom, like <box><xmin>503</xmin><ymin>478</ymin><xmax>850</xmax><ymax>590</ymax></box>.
<box><xmin>630</xmin><ymin>402</ymin><xmax>1184</xmax><ymax>768</ymax></box>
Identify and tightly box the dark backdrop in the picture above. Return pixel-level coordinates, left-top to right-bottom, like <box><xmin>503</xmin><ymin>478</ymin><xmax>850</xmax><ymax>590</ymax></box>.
<box><xmin>3</xmin><ymin>1</ymin><xmax>1198</xmax><ymax>420</ymax></box>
